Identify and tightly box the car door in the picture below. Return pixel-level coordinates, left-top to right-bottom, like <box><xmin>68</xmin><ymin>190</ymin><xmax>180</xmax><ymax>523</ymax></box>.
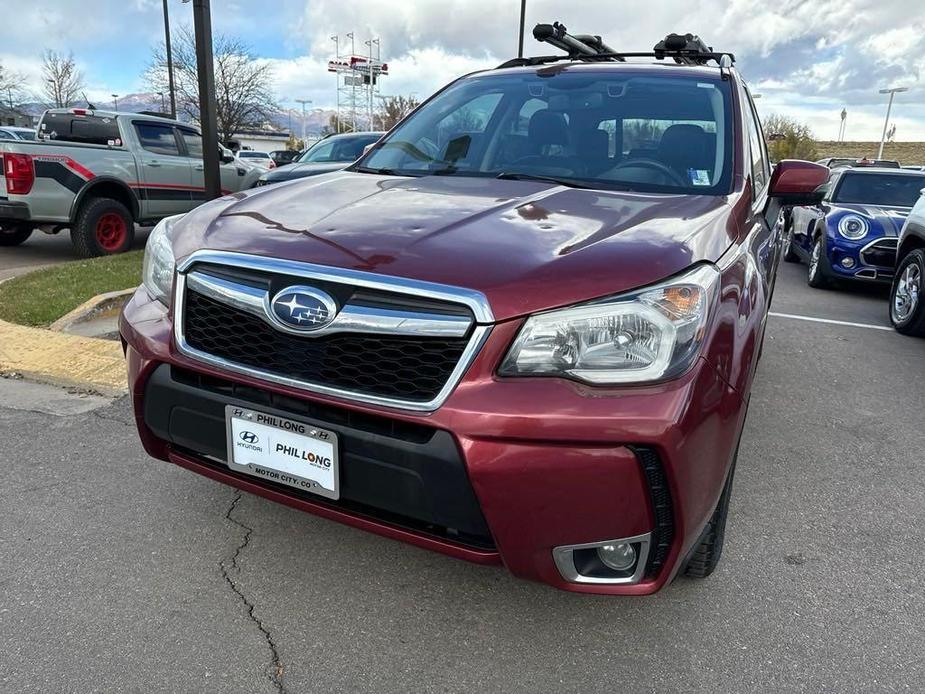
<box><xmin>132</xmin><ymin>121</ymin><xmax>194</xmax><ymax>217</ymax></box>
<box><xmin>178</xmin><ymin>128</ymin><xmax>250</xmax><ymax>196</ymax></box>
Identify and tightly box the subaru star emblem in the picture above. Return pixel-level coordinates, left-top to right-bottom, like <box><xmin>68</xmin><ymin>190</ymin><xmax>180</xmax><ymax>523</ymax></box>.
<box><xmin>268</xmin><ymin>286</ymin><xmax>338</xmax><ymax>332</ymax></box>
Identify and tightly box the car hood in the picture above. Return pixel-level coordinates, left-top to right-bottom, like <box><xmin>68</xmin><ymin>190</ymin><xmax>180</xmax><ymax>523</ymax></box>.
<box><xmin>173</xmin><ymin>172</ymin><xmax>737</xmax><ymax>321</ymax></box>
<box><xmin>829</xmin><ymin>203</ymin><xmax>911</xmax><ymax>236</ymax></box>
<box><xmin>263</xmin><ymin>161</ymin><xmax>349</xmax><ymax>181</ymax></box>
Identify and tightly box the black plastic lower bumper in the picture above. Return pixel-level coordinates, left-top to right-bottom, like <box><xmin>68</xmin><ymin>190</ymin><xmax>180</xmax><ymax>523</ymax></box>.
<box><xmin>142</xmin><ymin>364</ymin><xmax>494</xmax><ymax>548</ymax></box>
<box><xmin>0</xmin><ymin>200</ymin><xmax>31</xmax><ymax>222</ymax></box>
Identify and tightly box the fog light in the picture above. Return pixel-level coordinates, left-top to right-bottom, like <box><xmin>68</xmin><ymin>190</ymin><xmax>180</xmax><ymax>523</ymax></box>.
<box><xmin>841</xmin><ymin>257</ymin><xmax>856</xmax><ymax>269</ymax></box>
<box><xmin>597</xmin><ymin>542</ymin><xmax>637</xmax><ymax>572</ymax></box>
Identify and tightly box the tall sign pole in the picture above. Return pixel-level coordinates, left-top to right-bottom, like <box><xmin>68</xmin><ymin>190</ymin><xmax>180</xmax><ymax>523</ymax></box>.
<box><xmin>192</xmin><ymin>0</ymin><xmax>221</xmax><ymax>200</ymax></box>
<box><xmin>162</xmin><ymin>0</ymin><xmax>177</xmax><ymax>119</ymax></box>
<box><xmin>517</xmin><ymin>0</ymin><xmax>527</xmax><ymax>58</ymax></box>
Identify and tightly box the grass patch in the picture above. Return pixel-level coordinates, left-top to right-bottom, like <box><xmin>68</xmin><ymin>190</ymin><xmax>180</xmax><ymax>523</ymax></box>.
<box><xmin>0</xmin><ymin>251</ymin><xmax>143</xmax><ymax>326</ymax></box>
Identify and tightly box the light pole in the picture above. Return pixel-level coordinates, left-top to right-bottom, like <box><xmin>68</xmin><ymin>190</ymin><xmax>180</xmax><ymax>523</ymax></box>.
<box><xmin>878</xmin><ymin>87</ymin><xmax>908</xmax><ymax>159</ymax></box>
<box><xmin>162</xmin><ymin>0</ymin><xmax>177</xmax><ymax>118</ymax></box>
<box><xmin>158</xmin><ymin>91</ymin><xmax>166</xmax><ymax>113</ymax></box>
<box><xmin>295</xmin><ymin>99</ymin><xmax>312</xmax><ymax>143</ymax></box>
<box><xmin>112</xmin><ymin>94</ymin><xmax>119</xmax><ymax>110</ymax></box>
<box><xmin>517</xmin><ymin>0</ymin><xmax>527</xmax><ymax>58</ymax></box>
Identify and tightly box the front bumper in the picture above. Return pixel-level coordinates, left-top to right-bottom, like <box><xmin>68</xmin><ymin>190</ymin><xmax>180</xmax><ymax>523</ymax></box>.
<box><xmin>121</xmin><ymin>287</ymin><xmax>747</xmax><ymax>595</ymax></box>
<box><xmin>826</xmin><ymin>234</ymin><xmax>897</xmax><ymax>282</ymax></box>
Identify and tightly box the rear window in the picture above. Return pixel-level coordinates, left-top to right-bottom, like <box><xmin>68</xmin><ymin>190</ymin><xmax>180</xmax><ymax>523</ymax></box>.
<box><xmin>39</xmin><ymin>112</ymin><xmax>122</xmax><ymax>146</ymax></box>
<box><xmin>834</xmin><ymin>173</ymin><xmax>925</xmax><ymax>207</ymax></box>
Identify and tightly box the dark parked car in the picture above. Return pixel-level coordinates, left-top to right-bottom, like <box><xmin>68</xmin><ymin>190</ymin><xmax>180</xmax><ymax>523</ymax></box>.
<box><xmin>269</xmin><ymin>149</ymin><xmax>299</xmax><ymax>166</ymax></box>
<box><xmin>785</xmin><ymin>167</ymin><xmax>925</xmax><ymax>287</ymax></box>
<box><xmin>122</xmin><ymin>29</ymin><xmax>827</xmax><ymax>594</ymax></box>
<box><xmin>890</xmin><ymin>188</ymin><xmax>925</xmax><ymax>335</ymax></box>
<box><xmin>255</xmin><ymin>132</ymin><xmax>384</xmax><ymax>186</ymax></box>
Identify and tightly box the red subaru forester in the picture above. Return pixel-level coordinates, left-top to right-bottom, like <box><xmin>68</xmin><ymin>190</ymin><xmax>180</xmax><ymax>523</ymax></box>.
<box><xmin>121</xmin><ymin>33</ymin><xmax>827</xmax><ymax>594</ymax></box>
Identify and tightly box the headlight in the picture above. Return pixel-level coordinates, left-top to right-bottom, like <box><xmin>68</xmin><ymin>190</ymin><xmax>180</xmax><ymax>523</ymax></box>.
<box><xmin>142</xmin><ymin>214</ymin><xmax>182</xmax><ymax>305</ymax></box>
<box><xmin>837</xmin><ymin>215</ymin><xmax>869</xmax><ymax>240</ymax></box>
<box><xmin>500</xmin><ymin>264</ymin><xmax>720</xmax><ymax>385</ymax></box>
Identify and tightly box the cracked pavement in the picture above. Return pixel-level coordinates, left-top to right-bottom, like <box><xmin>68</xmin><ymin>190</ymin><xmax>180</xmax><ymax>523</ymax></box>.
<box><xmin>1</xmin><ymin>265</ymin><xmax>924</xmax><ymax>692</ymax></box>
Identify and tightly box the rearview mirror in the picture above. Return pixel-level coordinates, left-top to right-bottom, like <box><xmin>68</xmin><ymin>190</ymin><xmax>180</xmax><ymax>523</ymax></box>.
<box><xmin>768</xmin><ymin>160</ymin><xmax>829</xmax><ymax>205</ymax></box>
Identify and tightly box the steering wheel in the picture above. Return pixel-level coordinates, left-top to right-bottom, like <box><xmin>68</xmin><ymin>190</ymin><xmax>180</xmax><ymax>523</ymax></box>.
<box><xmin>606</xmin><ymin>158</ymin><xmax>689</xmax><ymax>187</ymax></box>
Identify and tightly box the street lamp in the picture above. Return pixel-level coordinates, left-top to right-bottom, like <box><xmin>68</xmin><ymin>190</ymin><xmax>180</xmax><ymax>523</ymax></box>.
<box><xmin>295</xmin><ymin>98</ymin><xmax>312</xmax><ymax>143</ymax></box>
<box><xmin>112</xmin><ymin>94</ymin><xmax>119</xmax><ymax>110</ymax></box>
<box><xmin>878</xmin><ymin>87</ymin><xmax>908</xmax><ymax>159</ymax></box>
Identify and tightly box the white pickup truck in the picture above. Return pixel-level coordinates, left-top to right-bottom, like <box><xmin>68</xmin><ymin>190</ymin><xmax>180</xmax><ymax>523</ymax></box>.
<box><xmin>0</xmin><ymin>108</ymin><xmax>263</xmax><ymax>256</ymax></box>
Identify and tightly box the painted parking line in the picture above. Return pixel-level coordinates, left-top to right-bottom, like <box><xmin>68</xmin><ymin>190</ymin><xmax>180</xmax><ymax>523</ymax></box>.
<box><xmin>769</xmin><ymin>311</ymin><xmax>893</xmax><ymax>332</ymax></box>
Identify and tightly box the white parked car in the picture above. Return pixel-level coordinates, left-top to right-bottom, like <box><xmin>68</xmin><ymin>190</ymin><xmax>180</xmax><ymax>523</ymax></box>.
<box><xmin>236</xmin><ymin>150</ymin><xmax>276</xmax><ymax>169</ymax></box>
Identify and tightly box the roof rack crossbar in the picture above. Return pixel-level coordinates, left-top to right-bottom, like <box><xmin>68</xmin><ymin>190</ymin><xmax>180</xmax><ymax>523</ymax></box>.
<box><xmin>496</xmin><ymin>24</ymin><xmax>734</xmax><ymax>70</ymax></box>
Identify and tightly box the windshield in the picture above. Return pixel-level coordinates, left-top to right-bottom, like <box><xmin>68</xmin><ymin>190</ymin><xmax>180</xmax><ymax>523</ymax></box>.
<box><xmin>299</xmin><ymin>134</ymin><xmax>380</xmax><ymax>163</ymax></box>
<box><xmin>358</xmin><ymin>70</ymin><xmax>733</xmax><ymax>194</ymax></box>
<box><xmin>239</xmin><ymin>151</ymin><xmax>269</xmax><ymax>159</ymax></box>
<box><xmin>834</xmin><ymin>173</ymin><xmax>925</xmax><ymax>207</ymax></box>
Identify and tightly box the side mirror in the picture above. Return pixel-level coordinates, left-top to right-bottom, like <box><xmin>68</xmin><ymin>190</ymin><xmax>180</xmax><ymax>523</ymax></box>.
<box><xmin>361</xmin><ymin>143</ymin><xmax>376</xmax><ymax>157</ymax></box>
<box><xmin>220</xmin><ymin>151</ymin><xmax>235</xmax><ymax>164</ymax></box>
<box><xmin>768</xmin><ymin>160</ymin><xmax>829</xmax><ymax>206</ymax></box>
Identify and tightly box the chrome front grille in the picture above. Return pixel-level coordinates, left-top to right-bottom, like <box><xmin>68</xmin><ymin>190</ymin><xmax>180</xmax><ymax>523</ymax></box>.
<box><xmin>173</xmin><ymin>251</ymin><xmax>493</xmax><ymax>411</ymax></box>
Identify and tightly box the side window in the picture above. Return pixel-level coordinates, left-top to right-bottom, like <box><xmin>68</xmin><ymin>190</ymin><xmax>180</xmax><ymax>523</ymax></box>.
<box><xmin>134</xmin><ymin>123</ymin><xmax>181</xmax><ymax>156</ymax></box>
<box><xmin>743</xmin><ymin>89</ymin><xmax>769</xmax><ymax>195</ymax></box>
<box><xmin>179</xmin><ymin>129</ymin><xmax>203</xmax><ymax>159</ymax></box>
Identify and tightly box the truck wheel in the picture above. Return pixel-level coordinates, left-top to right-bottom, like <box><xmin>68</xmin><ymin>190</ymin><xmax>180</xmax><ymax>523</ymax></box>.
<box><xmin>0</xmin><ymin>223</ymin><xmax>33</xmax><ymax>246</ymax></box>
<box><xmin>890</xmin><ymin>249</ymin><xmax>925</xmax><ymax>337</ymax></box>
<box><xmin>807</xmin><ymin>236</ymin><xmax>830</xmax><ymax>289</ymax></box>
<box><xmin>683</xmin><ymin>457</ymin><xmax>736</xmax><ymax>579</ymax></box>
<box><xmin>71</xmin><ymin>197</ymin><xmax>134</xmax><ymax>258</ymax></box>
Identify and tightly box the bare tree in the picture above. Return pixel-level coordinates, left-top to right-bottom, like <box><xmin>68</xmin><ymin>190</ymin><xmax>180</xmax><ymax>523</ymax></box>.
<box><xmin>145</xmin><ymin>27</ymin><xmax>277</xmax><ymax>141</ymax></box>
<box><xmin>374</xmin><ymin>95</ymin><xmax>420</xmax><ymax>131</ymax></box>
<box><xmin>0</xmin><ymin>60</ymin><xmax>26</xmax><ymax>107</ymax></box>
<box><xmin>762</xmin><ymin>113</ymin><xmax>817</xmax><ymax>161</ymax></box>
<box><xmin>42</xmin><ymin>50</ymin><xmax>84</xmax><ymax>108</ymax></box>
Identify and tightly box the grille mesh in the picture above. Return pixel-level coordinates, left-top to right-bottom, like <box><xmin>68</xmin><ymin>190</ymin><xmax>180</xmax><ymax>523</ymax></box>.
<box><xmin>183</xmin><ymin>289</ymin><xmax>470</xmax><ymax>402</ymax></box>
<box><xmin>632</xmin><ymin>447</ymin><xmax>675</xmax><ymax>578</ymax></box>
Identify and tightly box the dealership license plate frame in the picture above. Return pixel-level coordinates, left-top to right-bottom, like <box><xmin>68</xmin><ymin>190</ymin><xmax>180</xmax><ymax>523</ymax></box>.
<box><xmin>224</xmin><ymin>405</ymin><xmax>340</xmax><ymax>500</ymax></box>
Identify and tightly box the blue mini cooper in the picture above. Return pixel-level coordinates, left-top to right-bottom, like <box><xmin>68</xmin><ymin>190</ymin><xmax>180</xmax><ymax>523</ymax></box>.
<box><xmin>785</xmin><ymin>167</ymin><xmax>925</xmax><ymax>288</ymax></box>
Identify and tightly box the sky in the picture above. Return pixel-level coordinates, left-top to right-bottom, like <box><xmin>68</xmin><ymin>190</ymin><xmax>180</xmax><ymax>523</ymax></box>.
<box><xmin>2</xmin><ymin>0</ymin><xmax>923</xmax><ymax>141</ymax></box>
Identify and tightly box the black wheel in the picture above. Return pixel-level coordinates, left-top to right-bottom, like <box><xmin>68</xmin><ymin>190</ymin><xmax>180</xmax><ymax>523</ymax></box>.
<box><xmin>0</xmin><ymin>222</ymin><xmax>33</xmax><ymax>247</ymax></box>
<box><xmin>782</xmin><ymin>224</ymin><xmax>799</xmax><ymax>263</ymax></box>
<box><xmin>683</xmin><ymin>458</ymin><xmax>736</xmax><ymax>579</ymax></box>
<box><xmin>807</xmin><ymin>235</ymin><xmax>830</xmax><ymax>288</ymax></box>
<box><xmin>71</xmin><ymin>197</ymin><xmax>134</xmax><ymax>258</ymax></box>
<box><xmin>890</xmin><ymin>249</ymin><xmax>925</xmax><ymax>337</ymax></box>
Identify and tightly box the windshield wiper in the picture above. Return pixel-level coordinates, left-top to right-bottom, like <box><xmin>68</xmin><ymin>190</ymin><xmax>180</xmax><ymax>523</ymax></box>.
<box><xmin>495</xmin><ymin>172</ymin><xmax>594</xmax><ymax>189</ymax></box>
<box><xmin>354</xmin><ymin>165</ymin><xmax>399</xmax><ymax>175</ymax></box>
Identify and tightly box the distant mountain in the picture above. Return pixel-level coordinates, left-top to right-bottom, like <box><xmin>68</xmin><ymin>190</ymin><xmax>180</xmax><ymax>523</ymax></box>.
<box><xmin>13</xmin><ymin>92</ymin><xmax>341</xmax><ymax>139</ymax></box>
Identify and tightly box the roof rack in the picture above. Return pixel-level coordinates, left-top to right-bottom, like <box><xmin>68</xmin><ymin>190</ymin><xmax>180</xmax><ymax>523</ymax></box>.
<box><xmin>496</xmin><ymin>23</ymin><xmax>735</xmax><ymax>70</ymax></box>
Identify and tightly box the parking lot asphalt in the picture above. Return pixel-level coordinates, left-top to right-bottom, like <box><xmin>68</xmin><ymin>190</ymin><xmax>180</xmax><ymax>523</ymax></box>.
<box><xmin>0</xmin><ymin>227</ymin><xmax>150</xmax><ymax>282</ymax></box>
<box><xmin>1</xmin><ymin>264</ymin><xmax>923</xmax><ymax>693</ymax></box>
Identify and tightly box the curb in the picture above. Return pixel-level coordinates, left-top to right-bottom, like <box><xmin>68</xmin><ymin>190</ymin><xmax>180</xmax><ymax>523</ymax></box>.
<box><xmin>0</xmin><ymin>318</ymin><xmax>127</xmax><ymax>396</ymax></box>
<box><xmin>49</xmin><ymin>288</ymin><xmax>134</xmax><ymax>333</ymax></box>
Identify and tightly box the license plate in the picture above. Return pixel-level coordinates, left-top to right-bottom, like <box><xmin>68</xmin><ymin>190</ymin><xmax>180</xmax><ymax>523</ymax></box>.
<box><xmin>225</xmin><ymin>406</ymin><xmax>339</xmax><ymax>500</ymax></box>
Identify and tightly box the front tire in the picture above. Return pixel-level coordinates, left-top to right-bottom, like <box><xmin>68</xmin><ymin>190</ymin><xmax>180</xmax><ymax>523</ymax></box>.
<box><xmin>890</xmin><ymin>249</ymin><xmax>925</xmax><ymax>336</ymax></box>
<box><xmin>0</xmin><ymin>223</ymin><xmax>33</xmax><ymax>247</ymax></box>
<box><xmin>782</xmin><ymin>226</ymin><xmax>799</xmax><ymax>263</ymax></box>
<box><xmin>683</xmin><ymin>458</ymin><xmax>736</xmax><ymax>579</ymax></box>
<box><xmin>807</xmin><ymin>236</ymin><xmax>830</xmax><ymax>288</ymax></box>
<box><xmin>71</xmin><ymin>197</ymin><xmax>134</xmax><ymax>258</ymax></box>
